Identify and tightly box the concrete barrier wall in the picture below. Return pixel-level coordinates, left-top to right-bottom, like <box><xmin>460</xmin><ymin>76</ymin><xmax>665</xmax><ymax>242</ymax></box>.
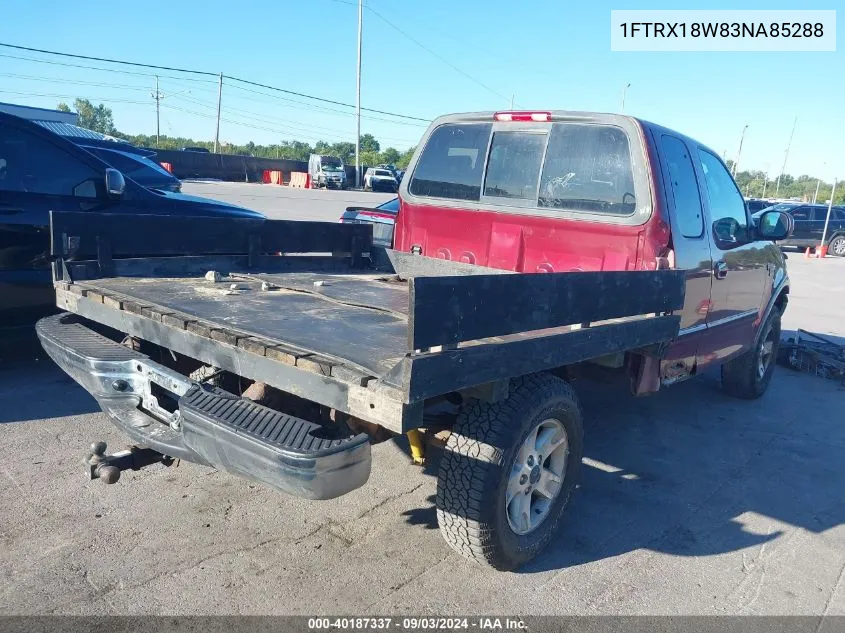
<box><xmin>151</xmin><ymin>149</ymin><xmax>371</xmax><ymax>185</ymax></box>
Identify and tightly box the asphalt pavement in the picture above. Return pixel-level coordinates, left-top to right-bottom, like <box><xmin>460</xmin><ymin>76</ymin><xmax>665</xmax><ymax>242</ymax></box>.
<box><xmin>1</xmin><ymin>185</ymin><xmax>843</xmax><ymax>615</ymax></box>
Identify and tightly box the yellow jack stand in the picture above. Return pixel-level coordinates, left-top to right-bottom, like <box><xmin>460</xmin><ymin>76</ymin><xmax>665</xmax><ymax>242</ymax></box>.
<box><xmin>407</xmin><ymin>429</ymin><xmax>426</xmax><ymax>465</ymax></box>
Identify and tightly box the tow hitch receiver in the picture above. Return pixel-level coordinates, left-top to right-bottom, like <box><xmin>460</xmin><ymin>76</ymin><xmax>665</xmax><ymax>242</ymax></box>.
<box><xmin>84</xmin><ymin>441</ymin><xmax>174</xmax><ymax>484</ymax></box>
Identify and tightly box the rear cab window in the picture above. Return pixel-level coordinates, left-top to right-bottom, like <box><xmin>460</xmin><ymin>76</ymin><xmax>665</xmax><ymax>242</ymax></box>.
<box><xmin>407</xmin><ymin>117</ymin><xmax>642</xmax><ymax>220</ymax></box>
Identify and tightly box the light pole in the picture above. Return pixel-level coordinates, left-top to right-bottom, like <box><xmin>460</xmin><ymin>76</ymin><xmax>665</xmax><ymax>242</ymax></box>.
<box><xmin>761</xmin><ymin>162</ymin><xmax>771</xmax><ymax>198</ymax></box>
<box><xmin>732</xmin><ymin>124</ymin><xmax>748</xmax><ymax>177</ymax></box>
<box><xmin>620</xmin><ymin>83</ymin><xmax>631</xmax><ymax>113</ymax></box>
<box><xmin>355</xmin><ymin>0</ymin><xmax>363</xmax><ymax>189</ymax></box>
<box><xmin>812</xmin><ymin>162</ymin><xmax>826</xmax><ymax>204</ymax></box>
<box><xmin>775</xmin><ymin>115</ymin><xmax>798</xmax><ymax>197</ymax></box>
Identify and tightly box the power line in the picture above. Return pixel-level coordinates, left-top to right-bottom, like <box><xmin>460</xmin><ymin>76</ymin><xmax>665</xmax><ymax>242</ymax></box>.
<box><xmin>173</xmin><ymin>93</ymin><xmax>419</xmax><ymax>145</ymax></box>
<box><xmin>318</xmin><ymin>1</ymin><xmax>512</xmax><ymax>104</ymax></box>
<box><xmin>0</xmin><ymin>89</ymin><xmax>149</xmax><ymax>105</ymax></box>
<box><xmin>224</xmin><ymin>76</ymin><xmax>429</xmax><ymax>122</ymax></box>
<box><xmin>0</xmin><ymin>42</ymin><xmax>430</xmax><ymax>122</ymax></box>
<box><xmin>0</xmin><ymin>42</ymin><xmax>217</xmax><ymax>76</ymax></box>
<box><xmin>0</xmin><ymin>53</ymin><xmax>220</xmax><ymax>84</ymax></box>
<box><xmin>224</xmin><ymin>82</ymin><xmax>427</xmax><ymax>127</ymax></box>
<box><xmin>364</xmin><ymin>6</ymin><xmax>511</xmax><ymax>103</ymax></box>
<box><xmin>0</xmin><ymin>71</ymin><xmax>151</xmax><ymax>91</ymax></box>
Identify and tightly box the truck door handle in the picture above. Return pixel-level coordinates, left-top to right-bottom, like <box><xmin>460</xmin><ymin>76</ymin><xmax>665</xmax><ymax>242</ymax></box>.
<box><xmin>713</xmin><ymin>261</ymin><xmax>728</xmax><ymax>280</ymax></box>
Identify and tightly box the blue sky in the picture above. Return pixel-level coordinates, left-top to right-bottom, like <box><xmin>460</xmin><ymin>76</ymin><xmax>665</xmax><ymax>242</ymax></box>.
<box><xmin>1</xmin><ymin>0</ymin><xmax>841</xmax><ymax>178</ymax></box>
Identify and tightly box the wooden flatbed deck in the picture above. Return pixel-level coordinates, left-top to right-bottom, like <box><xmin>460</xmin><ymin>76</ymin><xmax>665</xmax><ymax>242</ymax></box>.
<box><xmin>78</xmin><ymin>272</ymin><xmax>411</xmax><ymax>377</ymax></box>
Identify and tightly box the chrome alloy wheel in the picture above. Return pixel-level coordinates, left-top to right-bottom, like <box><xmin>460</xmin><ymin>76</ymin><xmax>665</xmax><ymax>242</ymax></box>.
<box><xmin>506</xmin><ymin>418</ymin><xmax>569</xmax><ymax>535</ymax></box>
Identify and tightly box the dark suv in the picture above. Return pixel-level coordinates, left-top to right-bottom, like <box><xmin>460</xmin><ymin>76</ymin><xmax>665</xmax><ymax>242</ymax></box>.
<box><xmin>755</xmin><ymin>202</ymin><xmax>845</xmax><ymax>255</ymax></box>
<box><xmin>0</xmin><ymin>112</ymin><xmax>263</xmax><ymax>337</ymax></box>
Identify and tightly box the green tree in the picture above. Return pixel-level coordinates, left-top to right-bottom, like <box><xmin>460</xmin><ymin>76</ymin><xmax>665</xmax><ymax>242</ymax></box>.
<box><xmin>359</xmin><ymin>133</ymin><xmax>380</xmax><ymax>153</ymax></box>
<box><xmin>360</xmin><ymin>150</ymin><xmax>380</xmax><ymax>166</ymax></box>
<box><xmin>396</xmin><ymin>146</ymin><xmax>416</xmax><ymax>169</ymax></box>
<box><xmin>330</xmin><ymin>142</ymin><xmax>356</xmax><ymax>162</ymax></box>
<box><xmin>56</xmin><ymin>102</ymin><xmax>71</xmax><ymax>113</ymax></box>
<box><xmin>64</xmin><ymin>98</ymin><xmax>117</xmax><ymax>135</ymax></box>
<box><xmin>380</xmin><ymin>147</ymin><xmax>401</xmax><ymax>165</ymax></box>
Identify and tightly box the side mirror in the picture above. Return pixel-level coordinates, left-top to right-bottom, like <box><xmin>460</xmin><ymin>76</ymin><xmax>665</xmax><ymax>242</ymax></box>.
<box><xmin>105</xmin><ymin>168</ymin><xmax>125</xmax><ymax>197</ymax></box>
<box><xmin>757</xmin><ymin>209</ymin><xmax>793</xmax><ymax>241</ymax></box>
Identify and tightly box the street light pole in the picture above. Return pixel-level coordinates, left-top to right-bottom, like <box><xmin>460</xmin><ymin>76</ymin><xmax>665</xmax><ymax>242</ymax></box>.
<box><xmin>775</xmin><ymin>115</ymin><xmax>797</xmax><ymax>197</ymax></box>
<box><xmin>732</xmin><ymin>124</ymin><xmax>748</xmax><ymax>177</ymax></box>
<box><xmin>355</xmin><ymin>0</ymin><xmax>363</xmax><ymax>189</ymax></box>
<box><xmin>620</xmin><ymin>83</ymin><xmax>631</xmax><ymax>113</ymax></box>
<box><xmin>812</xmin><ymin>162</ymin><xmax>826</xmax><ymax>204</ymax></box>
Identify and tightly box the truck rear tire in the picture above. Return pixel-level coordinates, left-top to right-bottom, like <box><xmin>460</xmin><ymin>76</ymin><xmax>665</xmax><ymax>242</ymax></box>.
<box><xmin>721</xmin><ymin>306</ymin><xmax>781</xmax><ymax>399</ymax></box>
<box><xmin>435</xmin><ymin>373</ymin><xmax>583</xmax><ymax>570</ymax></box>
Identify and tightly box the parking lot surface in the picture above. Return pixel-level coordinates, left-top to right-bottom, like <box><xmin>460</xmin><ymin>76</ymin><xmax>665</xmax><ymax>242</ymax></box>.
<box><xmin>1</xmin><ymin>185</ymin><xmax>844</xmax><ymax>615</ymax></box>
<box><xmin>181</xmin><ymin>180</ymin><xmax>396</xmax><ymax>222</ymax></box>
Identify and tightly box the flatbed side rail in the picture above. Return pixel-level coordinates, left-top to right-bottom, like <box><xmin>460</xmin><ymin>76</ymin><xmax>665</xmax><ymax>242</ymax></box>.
<box><xmin>408</xmin><ymin>269</ymin><xmax>686</xmax><ymax>350</ymax></box>
<box><xmin>49</xmin><ymin>211</ymin><xmax>373</xmax><ymax>278</ymax></box>
<box><xmin>399</xmin><ymin>315</ymin><xmax>681</xmax><ymax>401</ymax></box>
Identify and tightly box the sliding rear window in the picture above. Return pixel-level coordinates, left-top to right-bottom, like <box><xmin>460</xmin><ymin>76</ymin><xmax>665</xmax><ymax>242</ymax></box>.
<box><xmin>409</xmin><ymin>123</ymin><xmax>491</xmax><ymax>201</ymax></box>
<box><xmin>409</xmin><ymin>120</ymin><xmax>636</xmax><ymax>215</ymax></box>
<box><xmin>538</xmin><ymin>124</ymin><xmax>636</xmax><ymax>215</ymax></box>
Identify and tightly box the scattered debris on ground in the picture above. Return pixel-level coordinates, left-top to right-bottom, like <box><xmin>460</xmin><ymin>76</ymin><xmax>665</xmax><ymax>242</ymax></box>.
<box><xmin>778</xmin><ymin>330</ymin><xmax>845</xmax><ymax>384</ymax></box>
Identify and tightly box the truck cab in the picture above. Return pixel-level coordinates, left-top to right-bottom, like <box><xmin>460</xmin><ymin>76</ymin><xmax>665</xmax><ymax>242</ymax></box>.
<box><xmin>395</xmin><ymin>111</ymin><xmax>792</xmax><ymax>387</ymax></box>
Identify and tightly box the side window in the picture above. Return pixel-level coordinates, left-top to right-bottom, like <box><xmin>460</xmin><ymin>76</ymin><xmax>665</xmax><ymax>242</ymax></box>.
<box><xmin>538</xmin><ymin>123</ymin><xmax>636</xmax><ymax>215</ymax></box>
<box><xmin>791</xmin><ymin>206</ymin><xmax>811</xmax><ymax>221</ymax></box>
<box><xmin>483</xmin><ymin>131</ymin><xmax>546</xmax><ymax>200</ymax></box>
<box><xmin>698</xmin><ymin>149</ymin><xmax>748</xmax><ymax>246</ymax></box>
<box><xmin>0</xmin><ymin>124</ymin><xmax>100</xmax><ymax>198</ymax></box>
<box><xmin>409</xmin><ymin>123</ymin><xmax>491</xmax><ymax>201</ymax></box>
<box><xmin>661</xmin><ymin>135</ymin><xmax>703</xmax><ymax>238</ymax></box>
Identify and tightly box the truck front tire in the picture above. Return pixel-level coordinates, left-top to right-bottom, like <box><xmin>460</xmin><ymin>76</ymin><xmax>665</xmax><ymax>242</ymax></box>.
<box><xmin>436</xmin><ymin>373</ymin><xmax>583</xmax><ymax>570</ymax></box>
<box><xmin>721</xmin><ymin>306</ymin><xmax>781</xmax><ymax>399</ymax></box>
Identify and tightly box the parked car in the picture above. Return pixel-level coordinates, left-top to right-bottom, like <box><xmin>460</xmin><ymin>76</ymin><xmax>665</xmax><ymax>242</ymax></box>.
<box><xmin>0</xmin><ymin>111</ymin><xmax>264</xmax><ymax>338</ymax></box>
<box><xmin>364</xmin><ymin>167</ymin><xmax>398</xmax><ymax>192</ymax></box>
<box><xmin>339</xmin><ymin>197</ymin><xmax>398</xmax><ymax>246</ymax></box>
<box><xmin>35</xmin><ymin>109</ymin><xmax>792</xmax><ymax>571</ymax></box>
<box><xmin>78</xmin><ymin>142</ymin><xmax>182</xmax><ymax>193</ymax></box>
<box><xmin>753</xmin><ymin>202</ymin><xmax>845</xmax><ymax>255</ymax></box>
<box><xmin>745</xmin><ymin>198</ymin><xmax>774</xmax><ymax>214</ymax></box>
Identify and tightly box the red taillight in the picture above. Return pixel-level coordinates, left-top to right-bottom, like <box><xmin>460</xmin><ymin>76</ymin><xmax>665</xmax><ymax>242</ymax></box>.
<box><xmin>493</xmin><ymin>111</ymin><xmax>551</xmax><ymax>122</ymax></box>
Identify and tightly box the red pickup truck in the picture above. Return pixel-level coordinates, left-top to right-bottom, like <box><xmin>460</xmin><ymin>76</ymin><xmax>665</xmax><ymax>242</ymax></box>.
<box><xmin>37</xmin><ymin>110</ymin><xmax>793</xmax><ymax>570</ymax></box>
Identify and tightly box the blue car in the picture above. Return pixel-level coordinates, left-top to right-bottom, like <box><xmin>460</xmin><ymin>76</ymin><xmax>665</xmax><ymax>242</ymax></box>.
<box><xmin>0</xmin><ymin>111</ymin><xmax>263</xmax><ymax>337</ymax></box>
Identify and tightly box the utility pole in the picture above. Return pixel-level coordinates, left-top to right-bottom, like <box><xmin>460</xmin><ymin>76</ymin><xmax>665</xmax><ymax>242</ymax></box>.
<box><xmin>775</xmin><ymin>116</ymin><xmax>797</xmax><ymax>197</ymax></box>
<box><xmin>510</xmin><ymin>94</ymin><xmax>515</xmax><ymax>109</ymax></box>
<box><xmin>151</xmin><ymin>75</ymin><xmax>162</xmax><ymax>147</ymax></box>
<box><xmin>620</xmin><ymin>83</ymin><xmax>631</xmax><ymax>113</ymax></box>
<box><xmin>732</xmin><ymin>124</ymin><xmax>748</xmax><ymax>177</ymax></box>
<box><xmin>214</xmin><ymin>72</ymin><xmax>223</xmax><ymax>154</ymax></box>
<box><xmin>355</xmin><ymin>0</ymin><xmax>363</xmax><ymax>188</ymax></box>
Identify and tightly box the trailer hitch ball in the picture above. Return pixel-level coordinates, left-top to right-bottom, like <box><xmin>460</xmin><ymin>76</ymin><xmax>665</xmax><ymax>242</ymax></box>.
<box><xmin>85</xmin><ymin>442</ymin><xmax>121</xmax><ymax>484</ymax></box>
